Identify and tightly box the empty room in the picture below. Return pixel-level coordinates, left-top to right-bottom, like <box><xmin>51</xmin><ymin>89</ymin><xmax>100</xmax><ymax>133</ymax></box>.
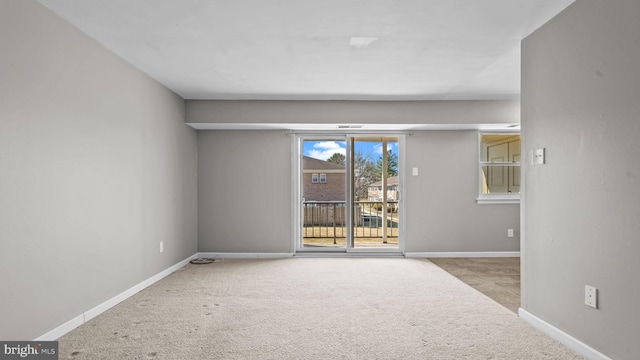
<box><xmin>1</xmin><ymin>0</ymin><xmax>638</xmax><ymax>359</ymax></box>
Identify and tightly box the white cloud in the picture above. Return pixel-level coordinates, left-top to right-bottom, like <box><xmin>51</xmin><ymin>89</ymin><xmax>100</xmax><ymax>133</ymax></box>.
<box><xmin>306</xmin><ymin>141</ymin><xmax>346</xmax><ymax>160</ymax></box>
<box><xmin>314</xmin><ymin>141</ymin><xmax>343</xmax><ymax>151</ymax></box>
<box><xmin>373</xmin><ymin>143</ymin><xmax>383</xmax><ymax>154</ymax></box>
<box><xmin>374</xmin><ymin>142</ymin><xmax>397</xmax><ymax>155</ymax></box>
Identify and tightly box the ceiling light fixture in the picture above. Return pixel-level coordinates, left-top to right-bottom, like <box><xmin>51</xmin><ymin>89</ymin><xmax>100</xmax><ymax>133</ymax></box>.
<box><xmin>349</xmin><ymin>37</ymin><xmax>378</xmax><ymax>49</ymax></box>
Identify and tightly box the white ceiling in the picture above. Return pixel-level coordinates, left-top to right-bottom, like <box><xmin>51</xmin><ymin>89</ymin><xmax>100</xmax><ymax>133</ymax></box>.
<box><xmin>37</xmin><ymin>0</ymin><xmax>574</xmax><ymax>101</ymax></box>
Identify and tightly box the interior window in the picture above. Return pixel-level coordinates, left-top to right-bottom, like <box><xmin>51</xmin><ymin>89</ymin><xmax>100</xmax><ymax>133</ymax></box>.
<box><xmin>478</xmin><ymin>133</ymin><xmax>520</xmax><ymax>204</ymax></box>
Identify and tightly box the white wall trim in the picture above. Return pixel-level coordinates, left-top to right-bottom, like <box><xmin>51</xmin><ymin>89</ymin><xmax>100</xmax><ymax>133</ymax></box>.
<box><xmin>518</xmin><ymin>308</ymin><xmax>612</xmax><ymax>360</ymax></box>
<box><xmin>405</xmin><ymin>251</ymin><xmax>520</xmax><ymax>258</ymax></box>
<box><xmin>476</xmin><ymin>198</ymin><xmax>521</xmax><ymax>205</ymax></box>
<box><xmin>197</xmin><ymin>252</ymin><xmax>294</xmax><ymax>259</ymax></box>
<box><xmin>33</xmin><ymin>314</ymin><xmax>85</xmax><ymax>342</ymax></box>
<box><xmin>34</xmin><ymin>254</ymin><xmax>198</xmax><ymax>341</ymax></box>
<box><xmin>294</xmin><ymin>252</ymin><xmax>404</xmax><ymax>258</ymax></box>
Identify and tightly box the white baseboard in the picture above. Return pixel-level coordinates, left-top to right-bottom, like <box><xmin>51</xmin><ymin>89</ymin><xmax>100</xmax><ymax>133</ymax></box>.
<box><xmin>200</xmin><ymin>252</ymin><xmax>519</xmax><ymax>259</ymax></box>
<box><xmin>197</xmin><ymin>252</ymin><xmax>294</xmax><ymax>259</ymax></box>
<box><xmin>34</xmin><ymin>314</ymin><xmax>85</xmax><ymax>342</ymax></box>
<box><xmin>518</xmin><ymin>308</ymin><xmax>611</xmax><ymax>360</ymax></box>
<box><xmin>405</xmin><ymin>251</ymin><xmax>520</xmax><ymax>258</ymax></box>
<box><xmin>294</xmin><ymin>252</ymin><xmax>404</xmax><ymax>257</ymax></box>
<box><xmin>34</xmin><ymin>254</ymin><xmax>198</xmax><ymax>341</ymax></box>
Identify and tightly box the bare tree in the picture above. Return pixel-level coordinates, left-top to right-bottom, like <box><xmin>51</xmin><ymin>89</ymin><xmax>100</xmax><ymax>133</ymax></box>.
<box><xmin>353</xmin><ymin>151</ymin><xmax>377</xmax><ymax>201</ymax></box>
<box><xmin>323</xmin><ymin>150</ymin><xmax>377</xmax><ymax>201</ymax></box>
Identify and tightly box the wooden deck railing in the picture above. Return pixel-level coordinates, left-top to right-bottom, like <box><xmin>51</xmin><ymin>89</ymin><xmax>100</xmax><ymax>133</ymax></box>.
<box><xmin>303</xmin><ymin>201</ymin><xmax>398</xmax><ymax>245</ymax></box>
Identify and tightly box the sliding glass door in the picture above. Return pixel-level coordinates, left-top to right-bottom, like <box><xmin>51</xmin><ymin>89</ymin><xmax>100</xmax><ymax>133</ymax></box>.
<box><xmin>300</xmin><ymin>137</ymin><xmax>348</xmax><ymax>249</ymax></box>
<box><xmin>297</xmin><ymin>135</ymin><xmax>402</xmax><ymax>253</ymax></box>
<box><xmin>351</xmin><ymin>137</ymin><xmax>399</xmax><ymax>250</ymax></box>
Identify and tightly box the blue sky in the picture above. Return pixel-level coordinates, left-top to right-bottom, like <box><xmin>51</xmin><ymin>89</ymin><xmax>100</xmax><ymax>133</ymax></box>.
<box><xmin>303</xmin><ymin>140</ymin><xmax>397</xmax><ymax>161</ymax></box>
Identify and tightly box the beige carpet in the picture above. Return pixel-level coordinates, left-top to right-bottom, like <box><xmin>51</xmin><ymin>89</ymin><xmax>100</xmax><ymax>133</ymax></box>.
<box><xmin>58</xmin><ymin>258</ymin><xmax>582</xmax><ymax>359</ymax></box>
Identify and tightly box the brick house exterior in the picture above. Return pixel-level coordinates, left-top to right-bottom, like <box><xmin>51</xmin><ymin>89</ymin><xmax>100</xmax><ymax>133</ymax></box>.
<box><xmin>302</xmin><ymin>156</ymin><xmax>345</xmax><ymax>201</ymax></box>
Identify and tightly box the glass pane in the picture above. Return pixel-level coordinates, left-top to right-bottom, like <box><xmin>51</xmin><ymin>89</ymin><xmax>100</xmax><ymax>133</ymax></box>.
<box><xmin>481</xmin><ymin>165</ymin><xmax>521</xmax><ymax>194</ymax></box>
<box><xmin>480</xmin><ymin>134</ymin><xmax>520</xmax><ymax>163</ymax></box>
<box><xmin>301</xmin><ymin>139</ymin><xmax>347</xmax><ymax>248</ymax></box>
<box><xmin>353</xmin><ymin>137</ymin><xmax>399</xmax><ymax>249</ymax></box>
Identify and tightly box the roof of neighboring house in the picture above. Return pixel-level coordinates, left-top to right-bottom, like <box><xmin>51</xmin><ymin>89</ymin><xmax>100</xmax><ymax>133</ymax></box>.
<box><xmin>367</xmin><ymin>176</ymin><xmax>399</xmax><ymax>187</ymax></box>
<box><xmin>303</xmin><ymin>156</ymin><xmax>345</xmax><ymax>171</ymax></box>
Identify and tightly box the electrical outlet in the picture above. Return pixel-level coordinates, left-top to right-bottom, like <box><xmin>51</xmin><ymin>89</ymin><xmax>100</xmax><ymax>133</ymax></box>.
<box><xmin>412</xmin><ymin>167</ymin><xmax>419</xmax><ymax>176</ymax></box>
<box><xmin>507</xmin><ymin>229</ymin><xmax>514</xmax><ymax>238</ymax></box>
<box><xmin>585</xmin><ymin>285</ymin><xmax>597</xmax><ymax>308</ymax></box>
<box><xmin>159</xmin><ymin>241</ymin><xmax>164</xmax><ymax>253</ymax></box>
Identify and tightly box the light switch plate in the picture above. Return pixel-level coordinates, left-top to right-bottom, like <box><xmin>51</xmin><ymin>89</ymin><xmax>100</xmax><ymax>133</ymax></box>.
<box><xmin>532</xmin><ymin>148</ymin><xmax>545</xmax><ymax>165</ymax></box>
<box><xmin>412</xmin><ymin>167</ymin><xmax>419</xmax><ymax>176</ymax></box>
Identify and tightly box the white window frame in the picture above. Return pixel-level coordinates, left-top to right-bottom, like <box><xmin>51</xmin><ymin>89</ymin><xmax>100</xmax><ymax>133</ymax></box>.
<box><xmin>319</xmin><ymin>173</ymin><xmax>327</xmax><ymax>183</ymax></box>
<box><xmin>477</xmin><ymin>131</ymin><xmax>521</xmax><ymax>205</ymax></box>
<box><xmin>311</xmin><ymin>173</ymin><xmax>318</xmax><ymax>183</ymax></box>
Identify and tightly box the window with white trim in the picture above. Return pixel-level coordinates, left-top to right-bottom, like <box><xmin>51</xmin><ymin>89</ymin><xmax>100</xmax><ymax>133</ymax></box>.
<box><xmin>319</xmin><ymin>173</ymin><xmax>327</xmax><ymax>183</ymax></box>
<box><xmin>311</xmin><ymin>173</ymin><xmax>318</xmax><ymax>183</ymax></box>
<box><xmin>478</xmin><ymin>133</ymin><xmax>520</xmax><ymax>204</ymax></box>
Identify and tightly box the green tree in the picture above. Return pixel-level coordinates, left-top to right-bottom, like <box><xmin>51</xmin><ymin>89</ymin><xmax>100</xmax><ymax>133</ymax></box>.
<box><xmin>375</xmin><ymin>150</ymin><xmax>398</xmax><ymax>180</ymax></box>
<box><xmin>326</xmin><ymin>152</ymin><xmax>346</xmax><ymax>165</ymax></box>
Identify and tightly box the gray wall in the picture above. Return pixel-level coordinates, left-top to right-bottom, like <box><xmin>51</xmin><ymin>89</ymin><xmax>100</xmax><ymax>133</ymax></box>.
<box><xmin>196</xmin><ymin>129</ymin><xmax>519</xmax><ymax>254</ymax></box>
<box><xmin>405</xmin><ymin>131</ymin><xmax>520</xmax><ymax>252</ymax></box>
<box><xmin>0</xmin><ymin>1</ymin><xmax>197</xmax><ymax>340</ymax></box>
<box><xmin>187</xmin><ymin>99</ymin><xmax>519</xmax><ymax>126</ymax></box>
<box><xmin>198</xmin><ymin>131</ymin><xmax>292</xmax><ymax>253</ymax></box>
<box><xmin>522</xmin><ymin>0</ymin><xmax>640</xmax><ymax>358</ymax></box>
